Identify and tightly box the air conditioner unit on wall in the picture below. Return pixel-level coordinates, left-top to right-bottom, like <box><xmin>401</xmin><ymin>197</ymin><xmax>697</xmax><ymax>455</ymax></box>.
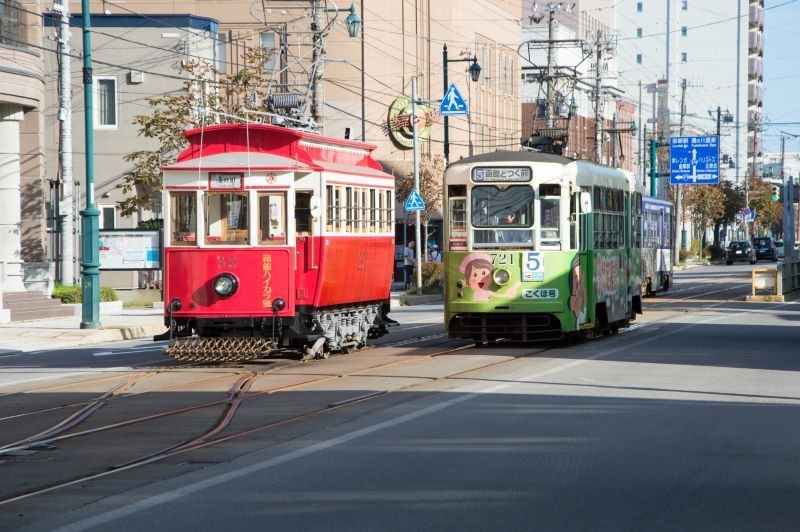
<box><xmin>129</xmin><ymin>70</ymin><xmax>144</xmax><ymax>84</ymax></box>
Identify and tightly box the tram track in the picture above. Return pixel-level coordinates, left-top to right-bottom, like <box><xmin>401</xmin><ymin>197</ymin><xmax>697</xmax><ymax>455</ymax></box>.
<box><xmin>0</xmin><ymin>338</ymin><xmax>544</xmax><ymax>507</ymax></box>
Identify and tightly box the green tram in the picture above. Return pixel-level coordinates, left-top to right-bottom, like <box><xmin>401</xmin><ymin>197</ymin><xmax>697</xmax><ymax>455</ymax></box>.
<box><xmin>443</xmin><ymin>150</ymin><xmax>644</xmax><ymax>343</ymax></box>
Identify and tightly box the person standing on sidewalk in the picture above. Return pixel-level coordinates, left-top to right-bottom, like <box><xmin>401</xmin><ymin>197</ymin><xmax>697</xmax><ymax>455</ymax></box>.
<box><xmin>404</xmin><ymin>240</ymin><xmax>416</xmax><ymax>288</ymax></box>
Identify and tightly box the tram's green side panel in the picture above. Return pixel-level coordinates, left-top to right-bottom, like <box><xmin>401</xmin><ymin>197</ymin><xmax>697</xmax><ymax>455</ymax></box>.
<box><xmin>444</xmin><ymin>251</ymin><xmax>591</xmax><ymax>333</ymax></box>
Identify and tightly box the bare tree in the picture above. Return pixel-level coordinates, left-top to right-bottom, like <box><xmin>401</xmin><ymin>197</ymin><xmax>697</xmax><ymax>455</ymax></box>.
<box><xmin>748</xmin><ymin>175</ymin><xmax>783</xmax><ymax>235</ymax></box>
<box><xmin>117</xmin><ymin>50</ymin><xmax>272</xmax><ymax>216</ymax></box>
<box><xmin>394</xmin><ymin>153</ymin><xmax>445</xmax><ymax>258</ymax></box>
<box><xmin>684</xmin><ymin>184</ymin><xmax>725</xmax><ymax>259</ymax></box>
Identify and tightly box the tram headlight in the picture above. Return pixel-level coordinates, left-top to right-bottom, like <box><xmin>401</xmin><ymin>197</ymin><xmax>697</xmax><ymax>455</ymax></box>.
<box><xmin>272</xmin><ymin>298</ymin><xmax>286</xmax><ymax>312</ymax></box>
<box><xmin>213</xmin><ymin>273</ymin><xmax>239</xmax><ymax>298</ymax></box>
<box><xmin>493</xmin><ymin>268</ymin><xmax>510</xmax><ymax>286</ymax></box>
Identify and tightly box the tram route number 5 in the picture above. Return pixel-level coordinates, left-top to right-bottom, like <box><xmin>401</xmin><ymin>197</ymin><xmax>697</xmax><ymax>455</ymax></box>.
<box><xmin>522</xmin><ymin>252</ymin><xmax>544</xmax><ymax>282</ymax></box>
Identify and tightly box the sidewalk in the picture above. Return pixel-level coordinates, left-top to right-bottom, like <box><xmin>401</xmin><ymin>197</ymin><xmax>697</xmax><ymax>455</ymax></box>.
<box><xmin>0</xmin><ymin>293</ymin><xmax>443</xmax><ymax>356</ymax></box>
<box><xmin>0</xmin><ymin>307</ymin><xmax>168</xmax><ymax>355</ymax></box>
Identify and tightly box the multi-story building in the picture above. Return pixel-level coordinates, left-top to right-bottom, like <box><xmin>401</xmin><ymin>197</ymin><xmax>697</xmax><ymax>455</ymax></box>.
<box><xmin>72</xmin><ymin>0</ymin><xmax>522</xmax><ymax>180</ymax></box>
<box><xmin>7</xmin><ymin>1</ymin><xmax>524</xmax><ymax>297</ymax></box>
<box><xmin>0</xmin><ymin>0</ymin><xmax>48</xmax><ymax>301</ymax></box>
<box><xmin>612</xmin><ymin>0</ymin><xmax>760</xmax><ymax>188</ymax></box>
<box><xmin>42</xmin><ymin>12</ymin><xmax>220</xmax><ymax>289</ymax></box>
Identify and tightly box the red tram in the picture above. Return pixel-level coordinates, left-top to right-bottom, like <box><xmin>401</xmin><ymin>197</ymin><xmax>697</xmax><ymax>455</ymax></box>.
<box><xmin>160</xmin><ymin>123</ymin><xmax>396</xmax><ymax>362</ymax></box>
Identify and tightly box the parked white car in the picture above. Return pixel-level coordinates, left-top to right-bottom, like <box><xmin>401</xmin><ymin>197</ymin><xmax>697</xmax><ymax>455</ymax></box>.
<box><xmin>775</xmin><ymin>240</ymin><xmax>785</xmax><ymax>260</ymax></box>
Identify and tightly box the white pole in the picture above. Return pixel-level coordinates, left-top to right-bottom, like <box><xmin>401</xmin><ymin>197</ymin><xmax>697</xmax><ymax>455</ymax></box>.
<box><xmin>412</xmin><ymin>77</ymin><xmax>422</xmax><ymax>295</ymax></box>
<box><xmin>57</xmin><ymin>0</ymin><xmax>75</xmax><ymax>284</ymax></box>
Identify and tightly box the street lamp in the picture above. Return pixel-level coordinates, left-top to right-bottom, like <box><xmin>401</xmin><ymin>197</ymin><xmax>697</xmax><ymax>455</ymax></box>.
<box><xmin>442</xmin><ymin>44</ymin><xmax>481</xmax><ymax>164</ymax></box>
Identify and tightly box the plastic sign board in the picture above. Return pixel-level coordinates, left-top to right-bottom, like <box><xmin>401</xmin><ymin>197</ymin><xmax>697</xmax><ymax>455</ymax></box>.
<box><xmin>404</xmin><ymin>188</ymin><xmax>425</xmax><ymax>211</ymax></box>
<box><xmin>669</xmin><ymin>135</ymin><xmax>720</xmax><ymax>185</ymax></box>
<box><xmin>99</xmin><ymin>230</ymin><xmax>161</xmax><ymax>270</ymax></box>
<box><xmin>440</xmin><ymin>83</ymin><xmax>468</xmax><ymax>116</ymax></box>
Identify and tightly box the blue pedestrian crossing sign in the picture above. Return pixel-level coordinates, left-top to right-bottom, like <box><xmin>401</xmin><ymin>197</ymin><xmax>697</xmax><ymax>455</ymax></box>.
<box><xmin>440</xmin><ymin>83</ymin><xmax>468</xmax><ymax>116</ymax></box>
<box><xmin>404</xmin><ymin>188</ymin><xmax>425</xmax><ymax>211</ymax></box>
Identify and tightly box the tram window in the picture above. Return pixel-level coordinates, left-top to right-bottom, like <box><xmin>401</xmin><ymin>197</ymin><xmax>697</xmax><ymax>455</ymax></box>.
<box><xmin>369</xmin><ymin>189</ymin><xmax>376</xmax><ymax>232</ymax></box>
<box><xmin>448</xmin><ymin>197</ymin><xmax>467</xmax><ymax>250</ymax></box>
<box><xmin>385</xmin><ymin>190</ymin><xmax>393</xmax><ymax>232</ymax></box>
<box><xmin>205</xmin><ymin>192</ymin><xmax>248</xmax><ymax>245</ymax></box>
<box><xmin>377</xmin><ymin>190</ymin><xmax>384</xmax><ymax>231</ymax></box>
<box><xmin>540</xmin><ymin>196</ymin><xmax>560</xmax><ymax>249</ymax></box>
<box><xmin>258</xmin><ymin>192</ymin><xmax>286</xmax><ymax>244</ymax></box>
<box><xmin>326</xmin><ymin>185</ymin><xmax>343</xmax><ymax>232</ymax></box>
<box><xmin>170</xmin><ymin>192</ymin><xmax>197</xmax><ymax>246</ymax></box>
<box><xmin>345</xmin><ymin>187</ymin><xmax>354</xmax><ymax>231</ymax></box>
<box><xmin>471</xmin><ymin>185</ymin><xmax>533</xmax><ymax>247</ymax></box>
<box><xmin>295</xmin><ymin>191</ymin><xmax>312</xmax><ymax>236</ymax></box>
<box><xmin>360</xmin><ymin>189</ymin><xmax>368</xmax><ymax>232</ymax></box>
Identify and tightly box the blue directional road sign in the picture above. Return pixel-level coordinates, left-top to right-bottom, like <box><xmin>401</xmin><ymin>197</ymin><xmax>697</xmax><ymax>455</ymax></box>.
<box><xmin>670</xmin><ymin>135</ymin><xmax>720</xmax><ymax>185</ymax></box>
<box><xmin>440</xmin><ymin>83</ymin><xmax>468</xmax><ymax>116</ymax></box>
<box><xmin>404</xmin><ymin>188</ymin><xmax>425</xmax><ymax>211</ymax></box>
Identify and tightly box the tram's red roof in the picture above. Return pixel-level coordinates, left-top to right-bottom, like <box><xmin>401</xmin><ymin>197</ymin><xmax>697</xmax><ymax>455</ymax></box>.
<box><xmin>171</xmin><ymin>123</ymin><xmax>385</xmax><ymax>173</ymax></box>
<box><xmin>162</xmin><ymin>152</ymin><xmax>315</xmax><ymax>172</ymax></box>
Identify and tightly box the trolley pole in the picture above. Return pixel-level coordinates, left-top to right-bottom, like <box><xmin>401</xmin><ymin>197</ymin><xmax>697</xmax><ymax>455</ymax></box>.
<box><xmin>411</xmin><ymin>77</ymin><xmax>423</xmax><ymax>295</ymax></box>
<box><xmin>80</xmin><ymin>0</ymin><xmax>100</xmax><ymax>329</ymax></box>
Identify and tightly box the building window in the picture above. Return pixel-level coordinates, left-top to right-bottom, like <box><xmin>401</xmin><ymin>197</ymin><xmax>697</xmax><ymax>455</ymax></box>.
<box><xmin>100</xmin><ymin>205</ymin><xmax>117</xmax><ymax>229</ymax></box>
<box><xmin>94</xmin><ymin>77</ymin><xmax>118</xmax><ymax>128</ymax></box>
<box><xmin>215</xmin><ymin>34</ymin><xmax>227</xmax><ymax>75</ymax></box>
<box><xmin>259</xmin><ymin>32</ymin><xmax>278</xmax><ymax>73</ymax></box>
<box><xmin>0</xmin><ymin>0</ymin><xmax>21</xmax><ymax>46</ymax></box>
<box><xmin>636</xmin><ymin>54</ymin><xmax>643</xmax><ymax>64</ymax></box>
<box><xmin>681</xmin><ymin>52</ymin><xmax>687</xmax><ymax>62</ymax></box>
<box><xmin>682</xmin><ymin>0</ymin><xmax>688</xmax><ymax>10</ymax></box>
<box><xmin>681</xmin><ymin>26</ymin><xmax>688</xmax><ymax>37</ymax></box>
<box><xmin>636</xmin><ymin>2</ymin><xmax>643</xmax><ymax>12</ymax></box>
<box><xmin>636</xmin><ymin>27</ymin><xmax>643</xmax><ymax>38</ymax></box>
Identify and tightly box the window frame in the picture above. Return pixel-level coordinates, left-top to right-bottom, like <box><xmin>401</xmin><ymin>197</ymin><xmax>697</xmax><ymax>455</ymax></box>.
<box><xmin>93</xmin><ymin>76</ymin><xmax>119</xmax><ymax>129</ymax></box>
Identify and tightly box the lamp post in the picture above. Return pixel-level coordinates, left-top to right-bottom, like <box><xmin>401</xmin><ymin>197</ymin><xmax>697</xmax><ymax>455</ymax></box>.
<box><xmin>80</xmin><ymin>0</ymin><xmax>100</xmax><ymax>328</ymax></box>
<box><xmin>310</xmin><ymin>2</ymin><xmax>362</xmax><ymax>131</ymax></box>
<box><xmin>442</xmin><ymin>44</ymin><xmax>481</xmax><ymax>164</ymax></box>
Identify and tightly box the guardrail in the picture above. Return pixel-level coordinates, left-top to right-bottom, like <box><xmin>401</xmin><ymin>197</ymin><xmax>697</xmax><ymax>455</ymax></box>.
<box><xmin>782</xmin><ymin>258</ymin><xmax>800</xmax><ymax>294</ymax></box>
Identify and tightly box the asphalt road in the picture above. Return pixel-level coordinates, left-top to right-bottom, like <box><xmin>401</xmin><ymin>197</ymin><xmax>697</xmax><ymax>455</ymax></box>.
<box><xmin>6</xmin><ymin>266</ymin><xmax>800</xmax><ymax>531</ymax></box>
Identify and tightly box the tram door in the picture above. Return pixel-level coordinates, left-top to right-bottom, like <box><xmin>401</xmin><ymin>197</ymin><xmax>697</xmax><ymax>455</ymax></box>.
<box><xmin>295</xmin><ymin>191</ymin><xmax>313</xmax><ymax>271</ymax></box>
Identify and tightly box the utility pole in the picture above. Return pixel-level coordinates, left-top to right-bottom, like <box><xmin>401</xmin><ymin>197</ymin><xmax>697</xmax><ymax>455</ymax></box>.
<box><xmin>593</xmin><ymin>31</ymin><xmax>604</xmax><ymax>164</ymax></box>
<box><xmin>544</xmin><ymin>7</ymin><xmax>556</xmax><ymax>127</ymax></box>
<box><xmin>310</xmin><ymin>0</ymin><xmax>324</xmax><ymax>131</ymax></box>
<box><xmin>676</xmin><ymin>78</ymin><xmax>686</xmax><ymax>260</ymax></box>
<box><xmin>591</xmin><ymin>30</ymin><xmax>613</xmax><ymax>165</ymax></box>
<box><xmin>56</xmin><ymin>0</ymin><xmax>75</xmax><ymax>285</ymax></box>
<box><xmin>411</xmin><ymin>77</ymin><xmax>422</xmax><ymax>295</ymax></box>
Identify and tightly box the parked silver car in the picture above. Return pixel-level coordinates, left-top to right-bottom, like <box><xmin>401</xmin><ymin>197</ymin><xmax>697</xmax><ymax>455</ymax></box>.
<box><xmin>775</xmin><ymin>240</ymin><xmax>785</xmax><ymax>260</ymax></box>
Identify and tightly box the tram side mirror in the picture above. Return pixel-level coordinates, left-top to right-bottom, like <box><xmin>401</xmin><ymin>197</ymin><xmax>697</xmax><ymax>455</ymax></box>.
<box><xmin>309</xmin><ymin>196</ymin><xmax>321</xmax><ymax>219</ymax></box>
<box><xmin>580</xmin><ymin>192</ymin><xmax>592</xmax><ymax>214</ymax></box>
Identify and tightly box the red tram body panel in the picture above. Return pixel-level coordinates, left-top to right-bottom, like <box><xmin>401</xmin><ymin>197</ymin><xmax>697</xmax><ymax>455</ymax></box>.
<box><xmin>160</xmin><ymin>123</ymin><xmax>396</xmax><ymax>362</ymax></box>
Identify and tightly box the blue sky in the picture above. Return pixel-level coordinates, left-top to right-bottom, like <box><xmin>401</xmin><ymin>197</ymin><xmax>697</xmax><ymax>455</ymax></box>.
<box><xmin>763</xmin><ymin>0</ymin><xmax>800</xmax><ymax>153</ymax></box>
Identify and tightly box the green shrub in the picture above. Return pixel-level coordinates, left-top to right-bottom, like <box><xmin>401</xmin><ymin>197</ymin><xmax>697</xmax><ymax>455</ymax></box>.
<box><xmin>52</xmin><ymin>284</ymin><xmax>81</xmax><ymax>303</ymax></box>
<box><xmin>406</xmin><ymin>262</ymin><xmax>444</xmax><ymax>294</ymax></box>
<box><xmin>138</xmin><ymin>218</ymin><xmax>163</xmax><ymax>230</ymax></box>
<box><xmin>101</xmin><ymin>287</ymin><xmax>119</xmax><ymax>302</ymax></box>
<box><xmin>52</xmin><ymin>284</ymin><xmax>119</xmax><ymax>303</ymax></box>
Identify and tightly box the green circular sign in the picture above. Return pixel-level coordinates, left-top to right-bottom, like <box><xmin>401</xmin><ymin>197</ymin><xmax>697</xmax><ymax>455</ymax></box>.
<box><xmin>387</xmin><ymin>95</ymin><xmax>432</xmax><ymax>150</ymax></box>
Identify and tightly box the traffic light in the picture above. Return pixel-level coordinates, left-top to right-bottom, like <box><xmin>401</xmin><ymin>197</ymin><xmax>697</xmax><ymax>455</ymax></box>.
<box><xmin>771</xmin><ymin>185</ymin><xmax>780</xmax><ymax>201</ymax></box>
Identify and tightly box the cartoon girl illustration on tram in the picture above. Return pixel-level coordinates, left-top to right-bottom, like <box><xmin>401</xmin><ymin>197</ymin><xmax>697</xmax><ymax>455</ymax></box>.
<box><xmin>459</xmin><ymin>252</ymin><xmax>522</xmax><ymax>302</ymax></box>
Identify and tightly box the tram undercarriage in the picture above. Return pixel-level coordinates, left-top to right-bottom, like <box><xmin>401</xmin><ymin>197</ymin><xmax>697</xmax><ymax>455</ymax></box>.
<box><xmin>161</xmin><ymin>301</ymin><xmax>393</xmax><ymax>363</ymax></box>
